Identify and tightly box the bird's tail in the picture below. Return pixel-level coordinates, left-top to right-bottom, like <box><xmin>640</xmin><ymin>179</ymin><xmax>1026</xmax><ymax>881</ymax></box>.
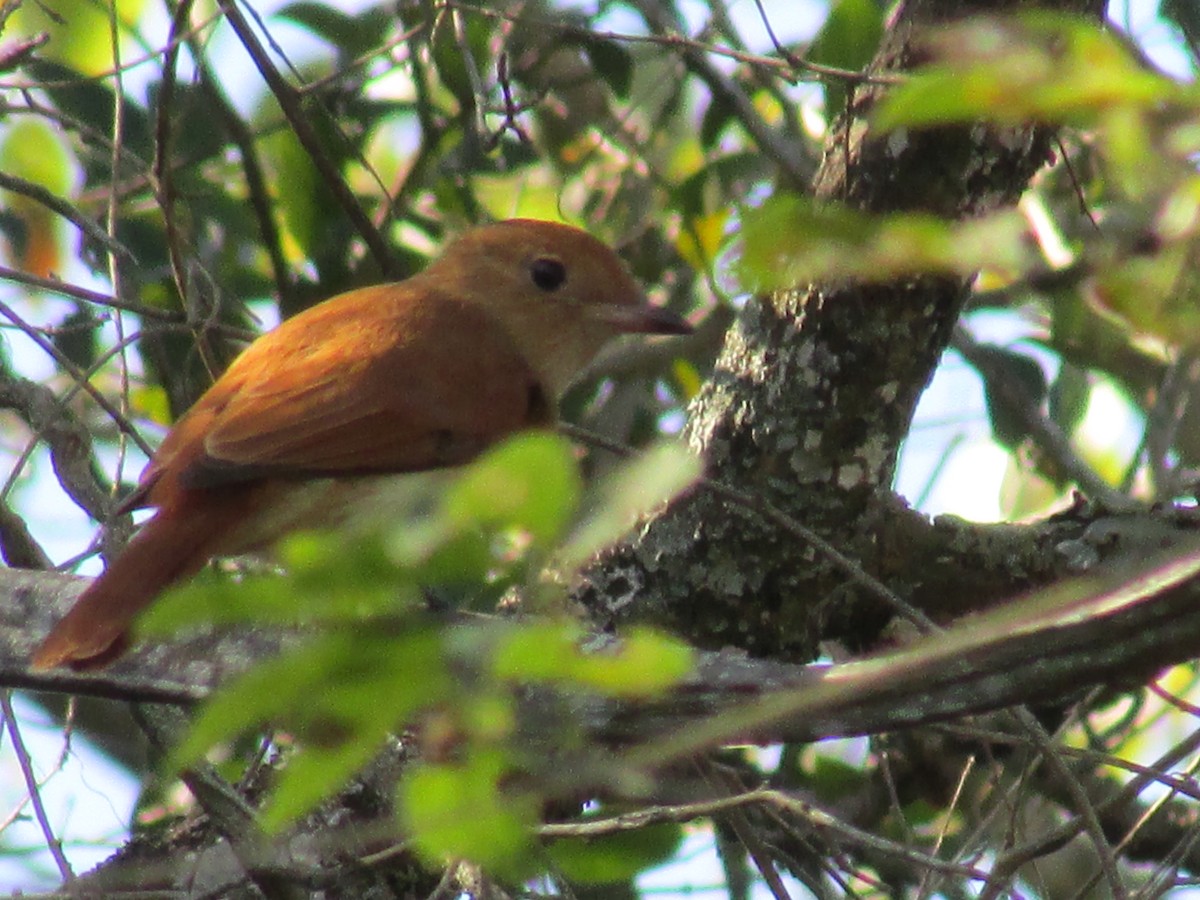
<box><xmin>32</xmin><ymin>501</ymin><xmax>240</xmax><ymax>671</ymax></box>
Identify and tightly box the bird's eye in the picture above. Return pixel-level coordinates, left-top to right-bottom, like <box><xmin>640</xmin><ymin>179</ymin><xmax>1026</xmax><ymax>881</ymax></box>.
<box><xmin>530</xmin><ymin>256</ymin><xmax>567</xmax><ymax>292</ymax></box>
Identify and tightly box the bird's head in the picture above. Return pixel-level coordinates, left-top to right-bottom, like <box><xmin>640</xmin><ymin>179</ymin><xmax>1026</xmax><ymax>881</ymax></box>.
<box><xmin>424</xmin><ymin>219</ymin><xmax>692</xmax><ymax>395</ymax></box>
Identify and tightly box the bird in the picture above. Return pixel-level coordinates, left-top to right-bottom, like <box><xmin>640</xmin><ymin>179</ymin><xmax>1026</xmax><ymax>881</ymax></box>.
<box><xmin>32</xmin><ymin>219</ymin><xmax>692</xmax><ymax>670</ymax></box>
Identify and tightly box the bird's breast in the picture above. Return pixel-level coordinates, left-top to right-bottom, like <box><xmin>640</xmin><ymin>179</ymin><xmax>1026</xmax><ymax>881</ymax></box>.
<box><xmin>219</xmin><ymin>470</ymin><xmax>454</xmax><ymax>556</ymax></box>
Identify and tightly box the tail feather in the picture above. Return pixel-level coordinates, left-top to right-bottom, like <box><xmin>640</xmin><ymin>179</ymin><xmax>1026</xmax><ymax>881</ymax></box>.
<box><xmin>32</xmin><ymin>502</ymin><xmax>239</xmax><ymax>671</ymax></box>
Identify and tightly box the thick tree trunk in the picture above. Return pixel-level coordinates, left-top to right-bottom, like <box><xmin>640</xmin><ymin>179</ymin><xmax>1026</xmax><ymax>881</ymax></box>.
<box><xmin>578</xmin><ymin>0</ymin><xmax>1112</xmax><ymax>658</ymax></box>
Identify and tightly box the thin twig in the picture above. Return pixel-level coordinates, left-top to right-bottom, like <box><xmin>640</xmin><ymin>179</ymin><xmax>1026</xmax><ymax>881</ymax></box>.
<box><xmin>217</xmin><ymin>0</ymin><xmax>398</xmax><ymax>277</ymax></box>
<box><xmin>0</xmin><ymin>298</ymin><xmax>153</xmax><ymax>456</ymax></box>
<box><xmin>538</xmin><ymin>787</ymin><xmax>992</xmax><ymax>882</ymax></box>
<box><xmin>297</xmin><ymin>22</ymin><xmax>427</xmax><ymax>97</ymax></box>
<box><xmin>0</xmin><ymin>8</ymin><xmax>224</xmax><ymax>92</ymax></box>
<box><xmin>630</xmin><ymin>0</ymin><xmax>812</xmax><ymax>185</ymax></box>
<box><xmin>105</xmin><ymin>0</ymin><xmax>137</xmax><ymax>549</ymax></box>
<box><xmin>183</xmin><ymin>20</ymin><xmax>293</xmax><ymax>307</ymax></box>
<box><xmin>0</xmin><ymin>691</ymin><xmax>74</xmax><ymax>882</ymax></box>
<box><xmin>0</xmin><ymin>171</ymin><xmax>132</xmax><ymax>263</ymax></box>
<box><xmin>999</xmin><ymin>708</ymin><xmax>1126</xmax><ymax>900</ymax></box>
<box><xmin>153</xmin><ymin>0</ymin><xmax>193</xmax><ymax>319</ymax></box>
<box><xmin>952</xmin><ymin>325</ymin><xmax>1136</xmax><ymax>511</ymax></box>
<box><xmin>985</xmin><ymin>723</ymin><xmax>1200</xmax><ymax>896</ymax></box>
<box><xmin>0</xmin><ymin>263</ymin><xmax>181</xmax><ymax>321</ymax></box>
<box><xmin>699</xmin><ymin>760</ymin><xmax>793</xmax><ymax>900</ymax></box>
<box><xmin>448</xmin><ymin>1</ymin><xmax>899</xmax><ymax>87</ymax></box>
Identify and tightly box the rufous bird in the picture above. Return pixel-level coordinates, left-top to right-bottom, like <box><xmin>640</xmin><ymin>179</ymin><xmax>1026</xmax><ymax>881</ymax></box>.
<box><xmin>33</xmin><ymin>219</ymin><xmax>691</xmax><ymax>670</ymax></box>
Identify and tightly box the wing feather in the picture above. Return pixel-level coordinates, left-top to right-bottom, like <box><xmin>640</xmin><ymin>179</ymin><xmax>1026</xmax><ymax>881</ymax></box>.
<box><xmin>141</xmin><ymin>282</ymin><xmax>550</xmax><ymax>500</ymax></box>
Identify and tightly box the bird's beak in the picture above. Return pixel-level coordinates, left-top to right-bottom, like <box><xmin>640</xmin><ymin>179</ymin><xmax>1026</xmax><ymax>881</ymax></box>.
<box><xmin>594</xmin><ymin>303</ymin><xmax>693</xmax><ymax>335</ymax></box>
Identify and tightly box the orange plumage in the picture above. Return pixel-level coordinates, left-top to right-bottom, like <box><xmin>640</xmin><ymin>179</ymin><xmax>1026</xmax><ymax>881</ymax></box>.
<box><xmin>33</xmin><ymin>219</ymin><xmax>690</xmax><ymax>670</ymax></box>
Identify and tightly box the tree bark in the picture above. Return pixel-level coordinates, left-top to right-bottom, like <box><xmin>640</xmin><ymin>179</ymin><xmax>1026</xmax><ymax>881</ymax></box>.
<box><xmin>578</xmin><ymin>0</ymin><xmax>1115</xmax><ymax>660</ymax></box>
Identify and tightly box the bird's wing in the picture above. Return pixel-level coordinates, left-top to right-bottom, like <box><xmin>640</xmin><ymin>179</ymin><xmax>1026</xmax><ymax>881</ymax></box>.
<box><xmin>143</xmin><ymin>284</ymin><xmax>550</xmax><ymax>497</ymax></box>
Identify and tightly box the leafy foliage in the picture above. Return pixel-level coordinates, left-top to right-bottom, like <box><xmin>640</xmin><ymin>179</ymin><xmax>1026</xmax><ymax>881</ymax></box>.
<box><xmin>4</xmin><ymin>0</ymin><xmax>1200</xmax><ymax>896</ymax></box>
<box><xmin>154</xmin><ymin>433</ymin><xmax>695</xmax><ymax>865</ymax></box>
<box><xmin>737</xmin><ymin>195</ymin><xmax>1029</xmax><ymax>288</ymax></box>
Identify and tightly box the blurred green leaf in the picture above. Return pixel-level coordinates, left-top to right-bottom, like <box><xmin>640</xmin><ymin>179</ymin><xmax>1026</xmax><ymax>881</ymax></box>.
<box><xmin>808</xmin><ymin>756</ymin><xmax>869</xmax><ymax>801</ymax></box>
<box><xmin>548</xmin><ymin>821</ymin><xmax>683</xmax><ymax>884</ymax></box>
<box><xmin>140</xmin><ymin>529</ymin><xmax>421</xmax><ymax>636</ymax></box>
<box><xmin>0</xmin><ymin>119</ymin><xmax>75</xmax><ymax>277</ymax></box>
<box><xmin>12</xmin><ymin>0</ymin><xmax>148</xmax><ymax>76</ymax></box>
<box><xmin>417</xmin><ymin>528</ymin><xmax>495</xmax><ymax>587</ymax></box>
<box><xmin>1048</xmin><ymin>363</ymin><xmax>1090</xmax><ymax>436</ymax></box>
<box><xmin>973</xmin><ymin>344</ymin><xmax>1048</xmax><ymax>449</ymax></box>
<box><xmin>559</xmin><ymin>442</ymin><xmax>700</xmax><ymax>569</ymax></box>
<box><xmin>1087</xmin><ymin>177</ymin><xmax>1200</xmax><ymax>346</ymax></box>
<box><xmin>168</xmin><ymin>638</ymin><xmax>341</xmax><ymax>771</ymax></box>
<box><xmin>809</xmin><ymin>0</ymin><xmax>884</xmax><ymax>116</ymax></box>
<box><xmin>673</xmin><ymin>358</ymin><xmax>703</xmax><ymax>402</ymax></box>
<box><xmin>676</xmin><ymin>210</ymin><xmax>730</xmax><ymax>275</ymax></box>
<box><xmin>145</xmin><ymin>433</ymin><xmax>585</xmax><ymax>638</ymax></box>
<box><xmin>262</xmin><ymin>728</ymin><xmax>391</xmax><ymax>830</ymax></box>
<box><xmin>699</xmin><ymin>96</ymin><xmax>734</xmax><ymax>148</ymax></box>
<box><xmin>874</xmin><ymin>13</ymin><xmax>1185</xmax><ymax>131</ymax></box>
<box><xmin>21</xmin><ymin>61</ymin><xmax>153</xmax><ymax>163</ymax></box>
<box><xmin>444</xmin><ymin>432</ymin><xmax>581</xmax><ymax>545</ymax></box>
<box><xmin>52</xmin><ymin>306</ymin><xmax>97</xmax><ymax>371</ymax></box>
<box><xmin>493</xmin><ymin>623</ymin><xmax>693</xmax><ymax>700</ymax></box>
<box><xmin>172</xmin><ymin>625</ymin><xmax>452</xmax><ymax>826</ymax></box>
<box><xmin>277</xmin><ymin>2</ymin><xmax>393</xmax><ymax>58</ymax></box>
<box><xmin>0</xmin><ymin>119</ymin><xmax>74</xmax><ymax>197</ymax></box>
<box><xmin>159</xmin><ymin>83</ymin><xmax>229</xmax><ymax>166</ymax></box>
<box><xmin>583</xmin><ymin>37</ymin><xmax>634</xmax><ymax>100</ymax></box>
<box><xmin>401</xmin><ymin>749</ymin><xmax>540</xmax><ymax>877</ymax></box>
<box><xmin>900</xmin><ymin>798</ymin><xmax>943</xmax><ymax>827</ymax></box>
<box><xmin>737</xmin><ymin>195</ymin><xmax>1028</xmax><ymax>291</ymax></box>
<box><xmin>261</xmin><ymin>128</ymin><xmax>337</xmax><ymax>273</ymax></box>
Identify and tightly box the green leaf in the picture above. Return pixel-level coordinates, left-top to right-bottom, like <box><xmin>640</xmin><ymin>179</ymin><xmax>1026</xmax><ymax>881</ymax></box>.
<box><xmin>699</xmin><ymin>96</ymin><xmax>734</xmax><ymax>148</ymax></box>
<box><xmin>12</xmin><ymin>0</ymin><xmax>148</xmax><ymax>76</ymax></box>
<box><xmin>168</xmin><ymin>638</ymin><xmax>344</xmax><ymax>771</ymax></box>
<box><xmin>52</xmin><ymin>306</ymin><xmax>97</xmax><ymax>371</ymax></box>
<box><xmin>1163</xmin><ymin>0</ymin><xmax>1200</xmax><ymax>48</ymax></box>
<box><xmin>492</xmin><ymin>623</ymin><xmax>693</xmax><ymax>700</ymax></box>
<box><xmin>143</xmin><ymin>435</ymin><xmax>583</xmax><ymax>642</ymax></box>
<box><xmin>20</xmin><ymin>61</ymin><xmax>153</xmax><ymax>161</ymax></box>
<box><xmin>262</xmin><ymin>728</ymin><xmax>391</xmax><ymax>830</ymax></box>
<box><xmin>260</xmin><ymin>128</ymin><xmax>332</xmax><ymax>267</ymax></box>
<box><xmin>0</xmin><ymin>119</ymin><xmax>75</xmax><ymax>196</ymax></box>
<box><xmin>140</xmin><ymin>529</ymin><xmax>421</xmax><ymax>636</ymax></box>
<box><xmin>736</xmin><ymin>195</ymin><xmax>1028</xmax><ymax>291</ymax></box>
<box><xmin>401</xmin><ymin>750</ymin><xmax>540</xmax><ymax>877</ymax></box>
<box><xmin>276</xmin><ymin>3</ymin><xmax>392</xmax><ymax>58</ymax></box>
<box><xmin>808</xmin><ymin>756</ymin><xmax>869</xmax><ymax>801</ymax></box>
<box><xmin>559</xmin><ymin>442</ymin><xmax>700</xmax><ymax>569</ymax></box>
<box><xmin>1048</xmin><ymin>363</ymin><xmax>1091</xmax><ymax>436</ymax></box>
<box><xmin>809</xmin><ymin>0</ymin><xmax>884</xmax><ymax>116</ymax></box>
<box><xmin>444</xmin><ymin>432</ymin><xmax>582</xmax><ymax>545</ymax></box>
<box><xmin>160</xmin><ymin>83</ymin><xmax>230</xmax><ymax>166</ymax></box>
<box><xmin>676</xmin><ymin>210</ymin><xmax>730</xmax><ymax>275</ymax></box>
<box><xmin>971</xmin><ymin>344</ymin><xmax>1047</xmax><ymax>449</ymax></box>
<box><xmin>873</xmin><ymin>14</ymin><xmax>1183</xmax><ymax>131</ymax></box>
<box><xmin>417</xmin><ymin>528</ymin><xmax>496</xmax><ymax>586</ymax></box>
<box><xmin>583</xmin><ymin>38</ymin><xmax>634</xmax><ymax>100</ymax></box>
<box><xmin>171</xmin><ymin>626</ymin><xmax>454</xmax><ymax>826</ymax></box>
<box><xmin>1086</xmin><ymin>177</ymin><xmax>1200</xmax><ymax>345</ymax></box>
<box><xmin>548</xmin><ymin>821</ymin><xmax>683</xmax><ymax>884</ymax></box>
